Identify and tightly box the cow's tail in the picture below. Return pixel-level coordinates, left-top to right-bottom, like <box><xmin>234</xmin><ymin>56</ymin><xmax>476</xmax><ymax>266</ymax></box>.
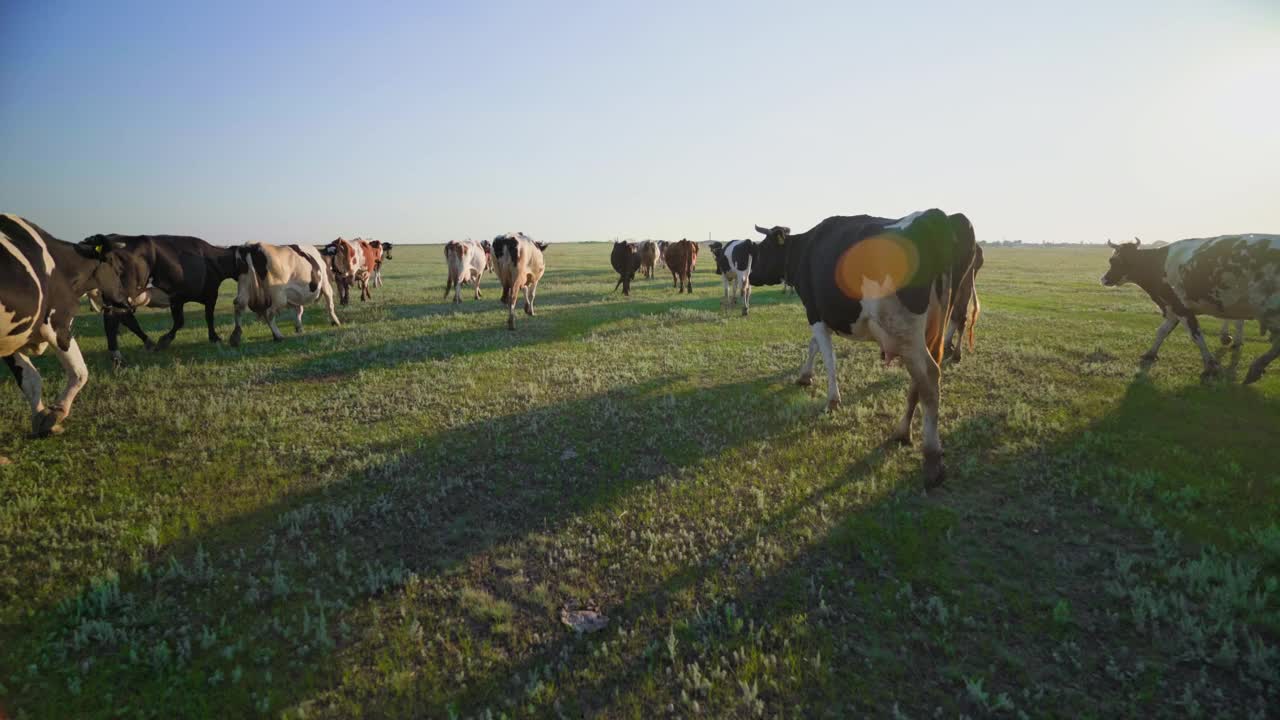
<box><xmin>926</xmin><ymin>275</ymin><xmax>949</xmax><ymax>368</ymax></box>
<box><xmin>966</xmin><ymin>285</ymin><xmax>980</xmax><ymax>352</ymax></box>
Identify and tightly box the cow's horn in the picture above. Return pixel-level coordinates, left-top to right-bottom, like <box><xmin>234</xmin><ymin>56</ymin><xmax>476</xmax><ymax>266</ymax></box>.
<box><xmin>1107</xmin><ymin>239</ymin><xmax>1116</xmax><ymax>248</ymax></box>
<box><xmin>1133</xmin><ymin>236</ymin><xmax>1142</xmax><ymax>247</ymax></box>
<box><xmin>755</xmin><ymin>225</ymin><xmax>770</xmax><ymax>235</ymax></box>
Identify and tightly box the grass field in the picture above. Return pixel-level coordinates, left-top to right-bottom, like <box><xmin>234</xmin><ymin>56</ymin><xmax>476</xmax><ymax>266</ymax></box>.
<box><xmin>1</xmin><ymin>243</ymin><xmax>1277</xmax><ymax>718</ymax></box>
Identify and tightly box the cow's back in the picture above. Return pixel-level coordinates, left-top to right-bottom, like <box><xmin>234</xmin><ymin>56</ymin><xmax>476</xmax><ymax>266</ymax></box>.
<box><xmin>0</xmin><ymin>214</ymin><xmax>56</xmax><ymax>355</ymax></box>
<box><xmin>1168</xmin><ymin>234</ymin><xmax>1280</xmax><ymax>318</ymax></box>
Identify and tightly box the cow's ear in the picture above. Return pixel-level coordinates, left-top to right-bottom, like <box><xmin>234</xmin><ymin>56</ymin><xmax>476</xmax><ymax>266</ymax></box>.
<box><xmin>1133</xmin><ymin>236</ymin><xmax>1142</xmax><ymax>247</ymax></box>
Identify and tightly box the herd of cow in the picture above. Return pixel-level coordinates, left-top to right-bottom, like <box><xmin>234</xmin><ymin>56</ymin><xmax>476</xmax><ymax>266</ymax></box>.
<box><xmin>2</xmin><ymin>210</ymin><xmax>1277</xmax><ymax>487</ymax></box>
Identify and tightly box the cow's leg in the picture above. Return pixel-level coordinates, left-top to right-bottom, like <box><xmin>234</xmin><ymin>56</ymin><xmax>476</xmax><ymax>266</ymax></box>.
<box><xmin>901</xmin><ymin>345</ymin><xmax>944</xmax><ymax>488</ymax></box>
<box><xmin>266</xmin><ymin>305</ymin><xmax>286</xmax><ymax>341</ymax></box>
<box><xmin>45</xmin><ymin>337</ymin><xmax>89</xmax><ymax>435</ymax></box>
<box><xmin>445</xmin><ymin>274</ymin><xmax>454</xmax><ymax>301</ymax></box>
<box><xmin>722</xmin><ymin>274</ymin><xmax>731</xmax><ymax>302</ymax></box>
<box><xmin>474</xmin><ymin>276</ymin><xmax>482</xmax><ymax>300</ymax></box>
<box><xmin>811</xmin><ymin>322</ymin><xmax>840</xmax><ymax>411</ymax></box>
<box><xmin>229</xmin><ymin>299</ymin><xmax>246</xmax><ymax>347</ymax></box>
<box><xmin>740</xmin><ymin>272</ymin><xmax>751</xmax><ymax>316</ymax></box>
<box><xmin>453</xmin><ymin>274</ymin><xmax>462</xmax><ymax>304</ymax></box>
<box><xmin>523</xmin><ymin>283</ymin><xmax>537</xmax><ymax>316</ymax></box>
<box><xmin>1222</xmin><ymin>319</ymin><xmax>1246</xmax><ymax>349</ymax></box>
<box><xmin>1181</xmin><ymin>316</ymin><xmax>1221</xmax><ymax>377</ymax></box>
<box><xmin>156</xmin><ymin>302</ymin><xmax>187</xmax><ymax>350</ymax></box>
<box><xmin>294</xmin><ymin>304</ymin><xmax>305</xmax><ymax>334</ymax></box>
<box><xmin>104</xmin><ymin>313</ymin><xmax>127</xmax><ymax>368</ymax></box>
<box><xmin>506</xmin><ymin>283</ymin><xmax>519</xmax><ymax>330</ymax></box>
<box><xmin>204</xmin><ymin>299</ymin><xmax>221</xmax><ymax>344</ymax></box>
<box><xmin>943</xmin><ymin>319</ymin><xmax>959</xmax><ymax>361</ymax></box>
<box><xmin>5</xmin><ymin>353</ymin><xmax>49</xmax><ymax>436</ymax></box>
<box><xmin>1142</xmin><ymin>312</ymin><xmax>1178</xmax><ymax>363</ymax></box>
<box><xmin>322</xmin><ymin>284</ymin><xmax>341</xmax><ymax>326</ymax></box>
<box><xmin>797</xmin><ymin>336</ymin><xmax>819</xmax><ymax>386</ymax></box>
<box><xmin>1244</xmin><ymin>316</ymin><xmax>1280</xmax><ymax>384</ymax></box>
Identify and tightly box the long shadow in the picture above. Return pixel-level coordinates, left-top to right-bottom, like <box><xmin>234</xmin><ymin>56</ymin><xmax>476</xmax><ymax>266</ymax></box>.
<box><xmin>1</xmin><ymin>370</ymin><xmax>827</xmax><ymax>717</ymax></box>
<box><xmin>431</xmin><ymin>377</ymin><xmax>1280</xmax><ymax>717</ymax></box>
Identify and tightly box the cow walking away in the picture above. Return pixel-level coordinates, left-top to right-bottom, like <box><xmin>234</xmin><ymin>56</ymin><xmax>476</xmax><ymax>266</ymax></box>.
<box><xmin>88</xmin><ymin>232</ymin><xmax>239</xmax><ymax>367</ymax></box>
<box><xmin>665</xmin><ymin>239</ymin><xmax>698</xmax><ymax>294</ymax></box>
<box><xmin>611</xmin><ymin>241</ymin><xmax>643</xmax><ymax>296</ymax></box>
<box><xmin>656</xmin><ymin>240</ymin><xmax>670</xmax><ymax>269</ymax></box>
<box><xmin>354</xmin><ymin>238</ymin><xmax>381</xmax><ymax>301</ymax></box>
<box><xmin>370</xmin><ymin>240</ymin><xmax>392</xmax><ymax>288</ymax></box>
<box><xmin>2</xmin><ymin>214</ymin><xmax>133</xmax><ymax>437</ymax></box>
<box><xmin>1101</xmin><ymin>235</ymin><xmax>1280</xmax><ymax>383</ymax></box>
<box><xmin>444</xmin><ymin>240</ymin><xmax>486</xmax><ymax>303</ymax></box>
<box><xmin>638</xmin><ymin>240</ymin><xmax>658</xmax><ymax>279</ymax></box>
<box><xmin>750</xmin><ymin>210</ymin><xmax>978</xmax><ymax>488</ymax></box>
<box><xmin>710</xmin><ymin>239</ymin><xmax>756</xmax><ymax>315</ymax></box>
<box><xmin>492</xmin><ymin>232</ymin><xmax>547</xmax><ymax>330</ymax></box>
<box><xmin>229</xmin><ymin>243</ymin><xmax>340</xmax><ymax>346</ymax></box>
<box><xmin>480</xmin><ymin>239</ymin><xmax>494</xmax><ymax>272</ymax></box>
<box><xmin>944</xmin><ymin>242</ymin><xmax>984</xmax><ymax>362</ymax></box>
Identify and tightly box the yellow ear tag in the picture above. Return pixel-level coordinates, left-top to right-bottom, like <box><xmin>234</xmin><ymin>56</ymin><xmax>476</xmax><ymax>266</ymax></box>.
<box><xmin>95</xmin><ymin>243</ymin><xmax>105</xmax><ymax>254</ymax></box>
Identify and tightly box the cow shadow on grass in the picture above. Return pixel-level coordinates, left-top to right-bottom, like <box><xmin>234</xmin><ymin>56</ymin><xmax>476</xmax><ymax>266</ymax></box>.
<box><xmin>2</xmin><ymin>370</ymin><xmax>874</xmax><ymax>717</ymax></box>
<box><xmin>430</xmin><ymin>377</ymin><xmax>1280</xmax><ymax>717</ymax></box>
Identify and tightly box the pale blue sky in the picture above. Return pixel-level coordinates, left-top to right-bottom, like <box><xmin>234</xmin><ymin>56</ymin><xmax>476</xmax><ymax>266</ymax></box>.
<box><xmin>2</xmin><ymin>1</ymin><xmax>1277</xmax><ymax>245</ymax></box>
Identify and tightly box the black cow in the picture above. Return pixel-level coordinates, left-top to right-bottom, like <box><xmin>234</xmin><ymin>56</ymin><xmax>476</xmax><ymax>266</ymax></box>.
<box><xmin>88</xmin><ymin>233</ymin><xmax>238</xmax><ymax>366</ymax></box>
<box><xmin>2</xmin><ymin>214</ymin><xmax>132</xmax><ymax>437</ymax></box>
<box><xmin>611</xmin><ymin>241</ymin><xmax>643</xmax><ymax>296</ymax></box>
<box><xmin>749</xmin><ymin>210</ymin><xmax>977</xmax><ymax>488</ymax></box>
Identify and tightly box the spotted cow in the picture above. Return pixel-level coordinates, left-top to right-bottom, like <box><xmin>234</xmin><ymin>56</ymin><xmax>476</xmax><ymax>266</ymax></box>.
<box><xmin>944</xmin><ymin>242</ymin><xmax>984</xmax><ymax>362</ymax></box>
<box><xmin>1101</xmin><ymin>235</ymin><xmax>1280</xmax><ymax>383</ymax></box>
<box><xmin>750</xmin><ymin>210</ymin><xmax>978</xmax><ymax>488</ymax></box>
<box><xmin>444</xmin><ymin>240</ymin><xmax>486</xmax><ymax>303</ymax></box>
<box><xmin>2</xmin><ymin>214</ymin><xmax>132</xmax><ymax>437</ymax></box>
<box><xmin>492</xmin><ymin>233</ymin><xmax>547</xmax><ymax>330</ymax></box>
<box><xmin>229</xmin><ymin>243</ymin><xmax>340</xmax><ymax>346</ymax></box>
<box><xmin>710</xmin><ymin>239</ymin><xmax>756</xmax><ymax>315</ymax></box>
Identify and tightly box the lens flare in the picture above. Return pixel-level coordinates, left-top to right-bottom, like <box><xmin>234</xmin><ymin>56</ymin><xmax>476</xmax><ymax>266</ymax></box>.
<box><xmin>834</xmin><ymin>233</ymin><xmax>920</xmax><ymax>300</ymax></box>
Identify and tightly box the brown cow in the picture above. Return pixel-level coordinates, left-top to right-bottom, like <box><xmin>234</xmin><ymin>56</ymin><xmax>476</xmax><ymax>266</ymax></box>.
<box><xmin>354</xmin><ymin>239</ymin><xmax>381</xmax><ymax>301</ymax></box>
<box><xmin>492</xmin><ymin>232</ymin><xmax>547</xmax><ymax>330</ymax></box>
<box><xmin>321</xmin><ymin>237</ymin><xmax>362</xmax><ymax>305</ymax></box>
<box><xmin>665</xmin><ymin>239</ymin><xmax>698</xmax><ymax>294</ymax></box>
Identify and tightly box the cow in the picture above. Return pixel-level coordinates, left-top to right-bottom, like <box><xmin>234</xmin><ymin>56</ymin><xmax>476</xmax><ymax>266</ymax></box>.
<box><xmin>665</xmin><ymin>239</ymin><xmax>698</xmax><ymax>294</ymax></box>
<box><xmin>228</xmin><ymin>243</ymin><xmax>340</xmax><ymax>346</ymax></box>
<box><xmin>480</xmin><ymin>239</ymin><xmax>494</xmax><ymax>272</ymax></box>
<box><xmin>749</xmin><ymin>210</ymin><xmax>978</xmax><ymax>488</ymax></box>
<box><xmin>87</xmin><ymin>232</ymin><xmax>239</xmax><ymax>367</ymax></box>
<box><xmin>321</xmin><ymin>237</ymin><xmax>364</xmax><ymax>305</ymax></box>
<box><xmin>492</xmin><ymin>232</ymin><xmax>547</xmax><ymax>330</ymax></box>
<box><xmin>638</xmin><ymin>240</ymin><xmax>658</xmax><ymax>279</ymax></box>
<box><xmin>2</xmin><ymin>214</ymin><xmax>133</xmax><ymax>437</ymax></box>
<box><xmin>944</xmin><ymin>243</ymin><xmax>984</xmax><ymax>362</ymax></box>
<box><xmin>657</xmin><ymin>240</ymin><xmax>670</xmax><ymax>269</ymax></box>
<box><xmin>353</xmin><ymin>238</ymin><xmax>381</xmax><ymax>301</ymax></box>
<box><xmin>611</xmin><ymin>241</ymin><xmax>643</xmax><ymax>296</ymax></box>
<box><xmin>444</xmin><ymin>240</ymin><xmax>486</xmax><ymax>303</ymax></box>
<box><xmin>710</xmin><ymin>239</ymin><xmax>756</xmax><ymax>315</ymax></box>
<box><xmin>370</xmin><ymin>240</ymin><xmax>391</xmax><ymax>288</ymax></box>
<box><xmin>1100</xmin><ymin>234</ymin><xmax>1280</xmax><ymax>384</ymax></box>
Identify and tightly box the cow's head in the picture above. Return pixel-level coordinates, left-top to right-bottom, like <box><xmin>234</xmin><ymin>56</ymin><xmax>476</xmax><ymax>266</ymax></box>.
<box><xmin>77</xmin><ymin>238</ymin><xmax>134</xmax><ymax>310</ymax></box>
<box><xmin>84</xmin><ymin>234</ymin><xmax>152</xmax><ymax>309</ymax></box>
<box><xmin>749</xmin><ymin>225</ymin><xmax>791</xmax><ymax>286</ymax></box>
<box><xmin>381</xmin><ymin>241</ymin><xmax>394</xmax><ymax>260</ymax></box>
<box><xmin>534</xmin><ymin>241</ymin><xmax>549</xmax><ymax>252</ymax></box>
<box><xmin>1101</xmin><ymin>237</ymin><xmax>1143</xmax><ymax>287</ymax></box>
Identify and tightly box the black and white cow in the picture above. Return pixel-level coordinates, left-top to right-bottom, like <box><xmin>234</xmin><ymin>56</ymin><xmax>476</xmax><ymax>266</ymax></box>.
<box><xmin>1101</xmin><ymin>235</ymin><xmax>1280</xmax><ymax>383</ymax></box>
<box><xmin>944</xmin><ymin>243</ymin><xmax>984</xmax><ymax>362</ymax></box>
<box><xmin>710</xmin><ymin>239</ymin><xmax>756</xmax><ymax>315</ymax></box>
<box><xmin>89</xmin><ymin>233</ymin><xmax>238</xmax><ymax>366</ymax></box>
<box><xmin>2</xmin><ymin>214</ymin><xmax>132</xmax><ymax>437</ymax></box>
<box><xmin>750</xmin><ymin>210</ymin><xmax>978</xmax><ymax>487</ymax></box>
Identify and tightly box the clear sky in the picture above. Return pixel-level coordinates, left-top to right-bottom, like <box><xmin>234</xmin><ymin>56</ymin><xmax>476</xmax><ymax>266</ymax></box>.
<box><xmin>2</xmin><ymin>1</ymin><xmax>1277</xmax><ymax>246</ymax></box>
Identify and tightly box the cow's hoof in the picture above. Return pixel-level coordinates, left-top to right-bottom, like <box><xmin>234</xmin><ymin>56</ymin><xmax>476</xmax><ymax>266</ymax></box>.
<box><xmin>1220</xmin><ymin>335</ymin><xmax>1233</xmax><ymax>347</ymax></box>
<box><xmin>1244</xmin><ymin>366</ymin><xmax>1264</xmax><ymax>385</ymax></box>
<box><xmin>228</xmin><ymin>329</ymin><xmax>242</xmax><ymax>348</ymax></box>
<box><xmin>795</xmin><ymin>374</ymin><xmax>813</xmax><ymax>387</ymax></box>
<box><xmin>1200</xmin><ymin>363</ymin><xmax>1222</xmax><ymax>381</ymax></box>
<box><xmin>741</xmin><ymin>307</ymin><xmax>749</xmax><ymax>317</ymax></box>
<box><xmin>142</xmin><ymin>339</ymin><xmax>156</xmax><ymax>351</ymax></box>
<box><xmin>1139</xmin><ymin>353</ymin><xmax>1158</xmax><ymax>364</ymax></box>
<box><xmin>111</xmin><ymin>353</ymin><xmax>127</xmax><ymax>370</ymax></box>
<box><xmin>155</xmin><ymin>335</ymin><xmax>174</xmax><ymax>351</ymax></box>
<box><xmin>888</xmin><ymin>432</ymin><xmax>912</xmax><ymax>447</ymax></box>
<box><xmin>272</xmin><ymin>335</ymin><xmax>284</xmax><ymax>343</ymax></box>
<box><xmin>32</xmin><ymin>408</ymin><xmax>62</xmax><ymax>438</ymax></box>
<box><xmin>826</xmin><ymin>398</ymin><xmax>841</xmax><ymax>413</ymax></box>
<box><xmin>924</xmin><ymin>452</ymin><xmax>946</xmax><ymax>490</ymax></box>
<box><xmin>209</xmin><ymin>335</ymin><xmax>222</xmax><ymax>345</ymax></box>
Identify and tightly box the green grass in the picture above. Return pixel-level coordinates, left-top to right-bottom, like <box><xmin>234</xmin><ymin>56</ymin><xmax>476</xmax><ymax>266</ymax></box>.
<box><xmin>1</xmin><ymin>244</ymin><xmax>1277</xmax><ymax>718</ymax></box>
